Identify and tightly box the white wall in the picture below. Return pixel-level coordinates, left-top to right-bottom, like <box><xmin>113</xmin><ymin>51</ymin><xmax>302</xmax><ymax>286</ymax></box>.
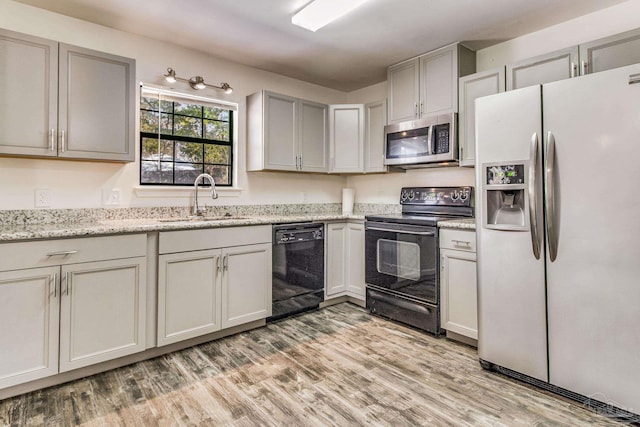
<box><xmin>476</xmin><ymin>0</ymin><xmax>640</xmax><ymax>71</ymax></box>
<box><xmin>0</xmin><ymin>1</ymin><xmax>348</xmax><ymax>210</ymax></box>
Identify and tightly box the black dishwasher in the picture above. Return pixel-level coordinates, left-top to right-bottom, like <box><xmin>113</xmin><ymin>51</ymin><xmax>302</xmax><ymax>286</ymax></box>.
<box><xmin>268</xmin><ymin>223</ymin><xmax>324</xmax><ymax>321</ymax></box>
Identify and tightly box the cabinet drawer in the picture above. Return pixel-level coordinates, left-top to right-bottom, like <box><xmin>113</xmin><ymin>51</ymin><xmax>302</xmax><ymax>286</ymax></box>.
<box><xmin>159</xmin><ymin>225</ymin><xmax>272</xmax><ymax>254</ymax></box>
<box><xmin>0</xmin><ymin>234</ymin><xmax>147</xmax><ymax>272</ymax></box>
<box><xmin>439</xmin><ymin>229</ymin><xmax>476</xmax><ymax>252</ymax></box>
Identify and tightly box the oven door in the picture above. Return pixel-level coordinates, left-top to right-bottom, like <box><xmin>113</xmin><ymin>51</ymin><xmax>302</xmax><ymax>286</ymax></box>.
<box><xmin>365</xmin><ymin>221</ymin><xmax>438</xmax><ymax>304</ymax></box>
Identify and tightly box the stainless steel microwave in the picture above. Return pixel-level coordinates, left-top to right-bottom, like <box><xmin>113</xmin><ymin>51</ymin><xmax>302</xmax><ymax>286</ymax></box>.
<box><xmin>384</xmin><ymin>113</ymin><xmax>458</xmax><ymax>167</ymax></box>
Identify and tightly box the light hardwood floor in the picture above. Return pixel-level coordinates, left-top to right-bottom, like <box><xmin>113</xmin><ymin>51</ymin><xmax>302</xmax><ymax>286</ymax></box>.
<box><xmin>0</xmin><ymin>303</ymin><xmax>629</xmax><ymax>426</ymax></box>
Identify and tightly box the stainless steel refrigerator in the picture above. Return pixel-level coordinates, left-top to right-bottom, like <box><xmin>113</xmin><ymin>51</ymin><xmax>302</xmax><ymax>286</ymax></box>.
<box><xmin>476</xmin><ymin>62</ymin><xmax>640</xmax><ymax>415</ymax></box>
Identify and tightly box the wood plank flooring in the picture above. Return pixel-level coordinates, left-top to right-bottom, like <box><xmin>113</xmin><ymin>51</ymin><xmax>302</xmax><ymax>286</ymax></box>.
<box><xmin>0</xmin><ymin>303</ymin><xmax>630</xmax><ymax>426</ymax></box>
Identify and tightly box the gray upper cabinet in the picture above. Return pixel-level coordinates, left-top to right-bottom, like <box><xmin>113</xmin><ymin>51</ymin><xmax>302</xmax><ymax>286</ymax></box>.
<box><xmin>579</xmin><ymin>28</ymin><xmax>640</xmax><ymax>75</ymax></box>
<box><xmin>58</xmin><ymin>44</ymin><xmax>136</xmax><ymax>162</ymax></box>
<box><xmin>506</xmin><ymin>46</ymin><xmax>578</xmax><ymax>90</ymax></box>
<box><xmin>364</xmin><ymin>99</ymin><xmax>387</xmax><ymax>173</ymax></box>
<box><xmin>387</xmin><ymin>59</ymin><xmax>420</xmax><ymax>124</ymax></box>
<box><xmin>458</xmin><ymin>68</ymin><xmax>505</xmax><ymax>167</ymax></box>
<box><xmin>0</xmin><ymin>29</ymin><xmax>58</xmax><ymax>158</ymax></box>
<box><xmin>298</xmin><ymin>99</ymin><xmax>329</xmax><ymax>172</ymax></box>
<box><xmin>388</xmin><ymin>43</ymin><xmax>475</xmax><ymax>124</ymax></box>
<box><xmin>0</xmin><ymin>29</ymin><xmax>136</xmax><ymax>162</ymax></box>
<box><xmin>247</xmin><ymin>90</ymin><xmax>328</xmax><ymax>173</ymax></box>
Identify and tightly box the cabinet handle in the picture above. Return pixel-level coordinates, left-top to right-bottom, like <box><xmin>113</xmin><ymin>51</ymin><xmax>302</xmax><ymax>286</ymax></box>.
<box><xmin>581</xmin><ymin>60</ymin><xmax>588</xmax><ymax>75</ymax></box>
<box><xmin>51</xmin><ymin>273</ymin><xmax>57</xmax><ymax>298</ymax></box>
<box><xmin>223</xmin><ymin>254</ymin><xmax>228</xmax><ymax>271</ymax></box>
<box><xmin>414</xmin><ymin>102</ymin><xmax>418</xmax><ymax>118</ymax></box>
<box><xmin>62</xmin><ymin>272</ymin><xmax>69</xmax><ymax>296</ymax></box>
<box><xmin>50</xmin><ymin>129</ymin><xmax>56</xmax><ymax>151</ymax></box>
<box><xmin>570</xmin><ymin>62</ymin><xmax>577</xmax><ymax>78</ymax></box>
<box><xmin>629</xmin><ymin>73</ymin><xmax>640</xmax><ymax>85</ymax></box>
<box><xmin>300</xmin><ymin>156</ymin><xmax>303</xmax><ymax>169</ymax></box>
<box><xmin>452</xmin><ymin>239</ymin><xmax>472</xmax><ymax>246</ymax></box>
<box><xmin>46</xmin><ymin>250</ymin><xmax>79</xmax><ymax>257</ymax></box>
<box><xmin>216</xmin><ymin>256</ymin><xmax>222</xmax><ymax>273</ymax></box>
<box><xmin>420</xmin><ymin>101</ymin><xmax>424</xmax><ymax>117</ymax></box>
<box><xmin>60</xmin><ymin>130</ymin><xmax>66</xmax><ymax>153</ymax></box>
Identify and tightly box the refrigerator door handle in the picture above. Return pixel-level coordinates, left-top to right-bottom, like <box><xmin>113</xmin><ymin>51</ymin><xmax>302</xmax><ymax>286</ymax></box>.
<box><xmin>545</xmin><ymin>131</ymin><xmax>558</xmax><ymax>262</ymax></box>
<box><xmin>529</xmin><ymin>132</ymin><xmax>541</xmax><ymax>260</ymax></box>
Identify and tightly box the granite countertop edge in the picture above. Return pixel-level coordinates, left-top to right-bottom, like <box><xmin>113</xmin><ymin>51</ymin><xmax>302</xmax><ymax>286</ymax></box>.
<box><xmin>0</xmin><ymin>214</ymin><xmax>368</xmax><ymax>242</ymax></box>
<box><xmin>437</xmin><ymin>218</ymin><xmax>477</xmax><ymax>230</ymax></box>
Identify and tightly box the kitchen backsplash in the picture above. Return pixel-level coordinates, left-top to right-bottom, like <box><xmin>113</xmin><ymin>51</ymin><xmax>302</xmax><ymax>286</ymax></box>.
<box><xmin>0</xmin><ymin>203</ymin><xmax>400</xmax><ymax>226</ymax></box>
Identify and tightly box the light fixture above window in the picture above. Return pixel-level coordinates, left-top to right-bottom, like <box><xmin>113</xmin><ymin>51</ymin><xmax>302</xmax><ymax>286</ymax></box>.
<box><xmin>163</xmin><ymin>67</ymin><xmax>233</xmax><ymax>94</ymax></box>
<box><xmin>292</xmin><ymin>0</ymin><xmax>370</xmax><ymax>32</ymax></box>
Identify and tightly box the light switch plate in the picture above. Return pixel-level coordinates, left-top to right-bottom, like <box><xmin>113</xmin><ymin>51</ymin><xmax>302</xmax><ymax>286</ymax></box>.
<box><xmin>35</xmin><ymin>189</ymin><xmax>52</xmax><ymax>208</ymax></box>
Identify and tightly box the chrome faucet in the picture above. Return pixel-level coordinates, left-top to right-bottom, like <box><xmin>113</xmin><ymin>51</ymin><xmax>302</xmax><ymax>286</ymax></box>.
<box><xmin>193</xmin><ymin>173</ymin><xmax>218</xmax><ymax>216</ymax></box>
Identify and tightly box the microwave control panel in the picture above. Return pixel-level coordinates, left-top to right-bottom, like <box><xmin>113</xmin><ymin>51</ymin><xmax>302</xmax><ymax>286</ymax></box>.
<box><xmin>433</xmin><ymin>124</ymin><xmax>450</xmax><ymax>154</ymax></box>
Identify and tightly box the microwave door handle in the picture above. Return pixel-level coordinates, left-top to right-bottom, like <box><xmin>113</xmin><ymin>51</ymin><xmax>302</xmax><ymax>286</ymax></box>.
<box><xmin>427</xmin><ymin>125</ymin><xmax>434</xmax><ymax>155</ymax></box>
<box><xmin>365</xmin><ymin>226</ymin><xmax>435</xmax><ymax>236</ymax></box>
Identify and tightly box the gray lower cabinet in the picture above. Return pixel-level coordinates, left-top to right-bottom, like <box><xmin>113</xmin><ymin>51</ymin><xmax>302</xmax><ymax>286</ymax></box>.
<box><xmin>157</xmin><ymin>226</ymin><xmax>272</xmax><ymax>346</ymax></box>
<box><xmin>440</xmin><ymin>229</ymin><xmax>477</xmax><ymax>342</ymax></box>
<box><xmin>329</xmin><ymin>104</ymin><xmax>365</xmax><ymax>173</ymax></box>
<box><xmin>0</xmin><ymin>234</ymin><xmax>147</xmax><ymax>390</ymax></box>
<box><xmin>458</xmin><ymin>68</ymin><xmax>505</xmax><ymax>167</ymax></box>
<box><xmin>506</xmin><ymin>46</ymin><xmax>578</xmax><ymax>91</ymax></box>
<box><xmin>325</xmin><ymin>221</ymin><xmax>365</xmax><ymax>299</ymax></box>
<box><xmin>580</xmin><ymin>27</ymin><xmax>640</xmax><ymax>75</ymax></box>
<box><xmin>0</xmin><ymin>28</ymin><xmax>135</xmax><ymax>162</ymax></box>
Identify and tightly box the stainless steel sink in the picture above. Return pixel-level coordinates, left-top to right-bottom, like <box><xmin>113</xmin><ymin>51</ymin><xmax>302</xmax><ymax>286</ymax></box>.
<box><xmin>156</xmin><ymin>216</ymin><xmax>248</xmax><ymax>223</ymax></box>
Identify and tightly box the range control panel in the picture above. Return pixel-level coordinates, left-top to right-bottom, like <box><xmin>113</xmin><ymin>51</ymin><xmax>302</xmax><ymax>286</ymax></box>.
<box><xmin>400</xmin><ymin>187</ymin><xmax>473</xmax><ymax>207</ymax></box>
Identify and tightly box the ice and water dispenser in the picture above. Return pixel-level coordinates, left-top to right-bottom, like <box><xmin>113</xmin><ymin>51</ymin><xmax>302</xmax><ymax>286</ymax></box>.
<box><xmin>482</xmin><ymin>162</ymin><xmax>528</xmax><ymax>230</ymax></box>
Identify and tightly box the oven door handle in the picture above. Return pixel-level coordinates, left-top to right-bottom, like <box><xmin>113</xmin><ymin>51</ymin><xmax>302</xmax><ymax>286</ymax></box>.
<box><xmin>365</xmin><ymin>226</ymin><xmax>435</xmax><ymax>236</ymax></box>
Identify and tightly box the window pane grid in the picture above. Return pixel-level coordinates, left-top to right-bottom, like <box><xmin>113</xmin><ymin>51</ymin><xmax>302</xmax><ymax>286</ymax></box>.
<box><xmin>140</xmin><ymin>95</ymin><xmax>233</xmax><ymax>186</ymax></box>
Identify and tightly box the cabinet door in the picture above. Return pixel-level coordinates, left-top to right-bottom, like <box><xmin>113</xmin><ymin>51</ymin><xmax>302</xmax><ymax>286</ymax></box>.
<box><xmin>299</xmin><ymin>99</ymin><xmax>328</xmax><ymax>172</ymax></box>
<box><xmin>58</xmin><ymin>44</ymin><xmax>135</xmax><ymax>162</ymax></box>
<box><xmin>0</xmin><ymin>267</ymin><xmax>59</xmax><ymax>389</ymax></box>
<box><xmin>264</xmin><ymin>92</ymin><xmax>298</xmax><ymax>171</ymax></box>
<box><xmin>221</xmin><ymin>243</ymin><xmax>272</xmax><ymax>329</ymax></box>
<box><xmin>458</xmin><ymin>68</ymin><xmax>505</xmax><ymax>167</ymax></box>
<box><xmin>364</xmin><ymin>99</ymin><xmax>387</xmax><ymax>173</ymax></box>
<box><xmin>59</xmin><ymin>257</ymin><xmax>146</xmax><ymax>372</ymax></box>
<box><xmin>579</xmin><ymin>28</ymin><xmax>640</xmax><ymax>75</ymax></box>
<box><xmin>420</xmin><ymin>45</ymin><xmax>458</xmax><ymax>115</ymax></box>
<box><xmin>346</xmin><ymin>223</ymin><xmax>365</xmax><ymax>298</ymax></box>
<box><xmin>506</xmin><ymin>46</ymin><xmax>578</xmax><ymax>90</ymax></box>
<box><xmin>329</xmin><ymin>104</ymin><xmax>364</xmax><ymax>173</ymax></box>
<box><xmin>440</xmin><ymin>249</ymin><xmax>477</xmax><ymax>339</ymax></box>
<box><xmin>0</xmin><ymin>29</ymin><xmax>58</xmax><ymax>157</ymax></box>
<box><xmin>326</xmin><ymin>223</ymin><xmax>347</xmax><ymax>296</ymax></box>
<box><xmin>158</xmin><ymin>250</ymin><xmax>222</xmax><ymax>346</ymax></box>
<box><xmin>387</xmin><ymin>58</ymin><xmax>420</xmax><ymax>124</ymax></box>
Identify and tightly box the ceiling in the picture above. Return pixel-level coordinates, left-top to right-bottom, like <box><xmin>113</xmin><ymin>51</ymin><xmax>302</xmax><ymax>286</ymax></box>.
<box><xmin>15</xmin><ymin>0</ymin><xmax>626</xmax><ymax>91</ymax></box>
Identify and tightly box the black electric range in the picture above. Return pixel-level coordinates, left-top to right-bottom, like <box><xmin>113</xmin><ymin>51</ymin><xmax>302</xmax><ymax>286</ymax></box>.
<box><xmin>364</xmin><ymin>187</ymin><xmax>474</xmax><ymax>334</ymax></box>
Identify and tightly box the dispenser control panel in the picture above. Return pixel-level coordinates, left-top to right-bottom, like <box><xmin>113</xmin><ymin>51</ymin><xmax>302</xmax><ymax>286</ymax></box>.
<box><xmin>487</xmin><ymin>164</ymin><xmax>525</xmax><ymax>185</ymax></box>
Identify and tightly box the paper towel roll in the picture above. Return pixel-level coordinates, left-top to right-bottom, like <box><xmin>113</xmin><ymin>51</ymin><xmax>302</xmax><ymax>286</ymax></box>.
<box><xmin>342</xmin><ymin>188</ymin><xmax>355</xmax><ymax>215</ymax></box>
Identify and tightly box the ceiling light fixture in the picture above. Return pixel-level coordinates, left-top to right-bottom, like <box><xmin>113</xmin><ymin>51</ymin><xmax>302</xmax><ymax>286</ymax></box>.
<box><xmin>163</xmin><ymin>67</ymin><xmax>233</xmax><ymax>94</ymax></box>
<box><xmin>292</xmin><ymin>0</ymin><xmax>370</xmax><ymax>32</ymax></box>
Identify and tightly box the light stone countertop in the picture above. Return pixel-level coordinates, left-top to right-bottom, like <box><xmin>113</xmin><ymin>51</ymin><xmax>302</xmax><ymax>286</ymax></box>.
<box><xmin>437</xmin><ymin>218</ymin><xmax>476</xmax><ymax>230</ymax></box>
<box><xmin>0</xmin><ymin>213</ymin><xmax>367</xmax><ymax>242</ymax></box>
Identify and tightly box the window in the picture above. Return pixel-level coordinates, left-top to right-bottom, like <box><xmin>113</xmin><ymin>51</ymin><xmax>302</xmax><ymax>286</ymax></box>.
<box><xmin>139</xmin><ymin>86</ymin><xmax>235</xmax><ymax>186</ymax></box>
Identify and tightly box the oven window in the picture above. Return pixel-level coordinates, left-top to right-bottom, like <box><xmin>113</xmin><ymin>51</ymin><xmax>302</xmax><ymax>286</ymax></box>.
<box><xmin>376</xmin><ymin>239</ymin><xmax>421</xmax><ymax>281</ymax></box>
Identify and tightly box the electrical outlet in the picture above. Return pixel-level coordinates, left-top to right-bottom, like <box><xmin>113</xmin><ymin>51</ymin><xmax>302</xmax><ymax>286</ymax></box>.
<box><xmin>102</xmin><ymin>189</ymin><xmax>121</xmax><ymax>206</ymax></box>
<box><xmin>35</xmin><ymin>189</ymin><xmax>52</xmax><ymax>208</ymax></box>
<box><xmin>300</xmin><ymin>192</ymin><xmax>308</xmax><ymax>203</ymax></box>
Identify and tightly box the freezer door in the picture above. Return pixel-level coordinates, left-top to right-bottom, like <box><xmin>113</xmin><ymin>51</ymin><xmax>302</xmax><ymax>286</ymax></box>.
<box><xmin>475</xmin><ymin>86</ymin><xmax>548</xmax><ymax>381</ymax></box>
<box><xmin>544</xmin><ymin>63</ymin><xmax>640</xmax><ymax>411</ymax></box>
